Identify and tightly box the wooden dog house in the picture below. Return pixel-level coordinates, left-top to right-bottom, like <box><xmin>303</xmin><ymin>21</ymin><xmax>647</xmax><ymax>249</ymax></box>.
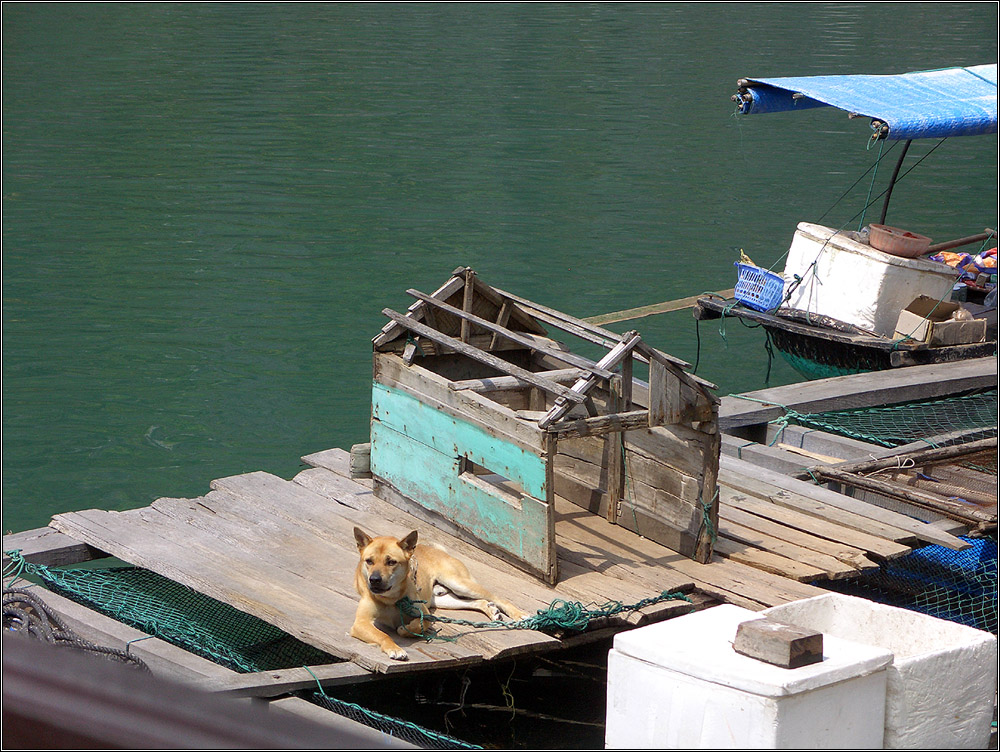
<box><xmin>369</xmin><ymin>267</ymin><xmax>721</xmax><ymax>584</ymax></box>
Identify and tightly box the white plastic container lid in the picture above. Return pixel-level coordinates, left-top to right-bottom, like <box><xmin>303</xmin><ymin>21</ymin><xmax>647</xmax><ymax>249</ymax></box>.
<box><xmin>612</xmin><ymin>604</ymin><xmax>894</xmax><ymax>698</ymax></box>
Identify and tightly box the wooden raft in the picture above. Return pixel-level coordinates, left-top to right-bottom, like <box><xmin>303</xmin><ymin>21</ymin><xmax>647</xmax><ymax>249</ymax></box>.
<box><xmin>36</xmin><ymin>449</ymin><xmax>705</xmax><ymax>676</ymax></box>
<box><xmin>16</xmin><ymin>443</ymin><xmax>897</xmax><ymax>679</ymax></box>
<box><xmin>9</xmin><ymin>441</ymin><xmax>965</xmax><ymax>685</ymax></box>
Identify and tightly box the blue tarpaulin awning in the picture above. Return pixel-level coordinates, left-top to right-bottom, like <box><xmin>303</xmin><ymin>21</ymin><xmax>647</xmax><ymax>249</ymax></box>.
<box><xmin>736</xmin><ymin>65</ymin><xmax>998</xmax><ymax>140</ymax></box>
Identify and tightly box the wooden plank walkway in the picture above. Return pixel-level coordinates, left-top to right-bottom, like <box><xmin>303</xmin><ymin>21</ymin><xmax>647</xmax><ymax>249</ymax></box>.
<box><xmin>41</xmin><ymin>448</ymin><xmax>707</xmax><ymax>676</ymax></box>
<box><xmin>30</xmin><ymin>441</ymin><xmax>923</xmax><ymax>679</ymax></box>
<box><xmin>12</xmin><ymin>423</ymin><xmax>973</xmax><ymax>683</ymax></box>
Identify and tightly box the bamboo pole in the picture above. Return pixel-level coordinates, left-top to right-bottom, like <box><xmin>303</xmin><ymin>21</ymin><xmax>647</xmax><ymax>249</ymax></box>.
<box><xmin>584</xmin><ymin>289</ymin><xmax>735</xmax><ymax>326</ymax></box>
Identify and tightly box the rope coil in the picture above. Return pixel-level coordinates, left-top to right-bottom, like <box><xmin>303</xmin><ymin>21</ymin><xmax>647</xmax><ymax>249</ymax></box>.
<box><xmin>3</xmin><ymin>556</ymin><xmax>150</xmax><ymax>672</ymax></box>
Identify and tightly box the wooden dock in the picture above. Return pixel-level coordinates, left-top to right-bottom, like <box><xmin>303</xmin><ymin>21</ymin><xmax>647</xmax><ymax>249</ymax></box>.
<box><xmin>4</xmin><ymin>358</ymin><xmax>993</xmax><ymax>710</ymax></box>
<box><xmin>4</xmin><ymin>446</ymin><xmax>967</xmax><ymax>685</ymax></box>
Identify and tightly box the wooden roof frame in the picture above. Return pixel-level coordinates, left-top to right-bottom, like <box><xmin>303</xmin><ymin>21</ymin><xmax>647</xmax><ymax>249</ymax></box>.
<box><xmin>373</xmin><ymin>267</ymin><xmax>719</xmax><ymax>438</ymax></box>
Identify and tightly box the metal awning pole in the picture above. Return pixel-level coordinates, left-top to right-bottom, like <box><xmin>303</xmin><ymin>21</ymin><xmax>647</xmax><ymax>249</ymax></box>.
<box><xmin>878</xmin><ymin>138</ymin><xmax>912</xmax><ymax>225</ymax></box>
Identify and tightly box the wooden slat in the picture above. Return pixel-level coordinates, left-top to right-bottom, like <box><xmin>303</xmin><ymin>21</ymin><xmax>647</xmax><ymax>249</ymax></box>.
<box><xmin>539</xmin><ymin>331</ymin><xmax>643</xmax><ymax>429</ymax></box>
<box><xmin>719</xmin><ymin>464</ymin><xmax>917</xmax><ymax>544</ymax></box>
<box><xmin>191</xmin><ymin>662</ymin><xmax>378</xmax><ymax>698</ymax></box>
<box><xmin>301</xmin><ymin>447</ymin><xmax>353</xmax><ymax>476</ymax></box>
<box><xmin>373</xmin><ymin>274</ymin><xmax>466</xmax><ymax>349</ymax></box>
<box><xmin>407</xmin><ymin>288</ymin><xmax>615</xmax><ymax>380</ymax></box>
<box><xmin>496</xmin><ymin>286</ymin><xmax>695</xmax><ymax>372</ymax></box>
<box><xmin>372</xmin><ymin>381</ymin><xmax>549</xmax><ymax>500</ymax></box>
<box><xmin>719</xmin><ymin>499</ymin><xmax>878</xmax><ymax>579</ymax></box>
<box><xmin>583</xmin><ymin>289</ymin><xmax>736</xmax><ymax>326</ymax></box>
<box><xmin>633</xmin><ymin>340</ymin><xmax>717</xmax><ymax>393</ymax></box>
<box><xmin>451</xmin><ymin>268</ymin><xmax>549</xmax><ymax>337</ymax></box>
<box><xmin>766</xmin><ymin>423</ymin><xmax>879</xmax><ymax>461</ymax></box>
<box><xmin>812</xmin><ymin>467</ymin><xmax>996</xmax><ymax>525</ymax></box>
<box><xmin>718</xmin><ymin>454</ymin><xmax>970</xmax><ymax>549</ymax></box>
<box><xmin>492</xmin><ymin>286</ymin><xmax>625</xmax><ymax>350</ymax></box>
<box><xmin>489</xmin><ymin>299</ymin><xmax>512</xmax><ymax>350</ymax></box>
<box><xmin>450</xmin><ymin>368</ymin><xmax>586</xmax><ymax>393</ymax></box>
<box><xmin>555</xmin><ymin>440</ymin><xmax>703</xmax><ymax>515</ymax></box>
<box><xmin>375</xmin><ymin>352</ymin><xmax>547</xmax><ymax>454</ymax></box>
<box><xmin>712</xmin><ymin>537</ymin><xmax>828</xmax><ymax>582</ymax></box>
<box><xmin>818</xmin><ymin>437</ymin><xmax>997</xmax><ymax>476</ymax></box>
<box><xmin>2</xmin><ymin>527</ymin><xmax>106</xmax><ymax>568</ymax></box>
<box><xmin>553</xmin><ymin>496</ymin><xmax>825</xmax><ymax>609</ymax></box>
<box><xmin>721</xmin><ymin>488</ymin><xmax>911</xmax><ymax>561</ymax></box>
<box><xmin>606</xmin><ymin>376</ymin><xmax>625</xmax><ymax>523</ymax></box>
<box><xmin>460</xmin><ymin>269</ymin><xmax>475</xmax><ymax>343</ymax></box>
<box><xmin>648</xmin><ymin>357</ymin><xmax>669</xmax><ymax>426</ymax></box>
<box><xmin>546</xmin><ymin>409</ymin><xmax>651</xmax><ymax>439</ymax></box>
<box><xmin>382</xmin><ymin>308</ymin><xmax>587</xmax><ymax>404</ymax></box>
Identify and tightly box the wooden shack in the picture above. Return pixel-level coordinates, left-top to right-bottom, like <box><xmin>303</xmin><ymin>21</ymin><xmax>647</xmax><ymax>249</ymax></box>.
<box><xmin>369</xmin><ymin>267</ymin><xmax>721</xmax><ymax>584</ymax></box>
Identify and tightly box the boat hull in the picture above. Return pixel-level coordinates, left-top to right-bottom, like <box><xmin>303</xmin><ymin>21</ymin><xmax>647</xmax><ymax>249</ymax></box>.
<box><xmin>694</xmin><ymin>296</ymin><xmax>997</xmax><ymax>381</ymax></box>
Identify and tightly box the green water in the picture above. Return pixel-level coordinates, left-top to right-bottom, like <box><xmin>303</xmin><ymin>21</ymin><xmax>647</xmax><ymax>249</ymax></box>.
<box><xmin>3</xmin><ymin>3</ymin><xmax>997</xmax><ymax>536</ymax></box>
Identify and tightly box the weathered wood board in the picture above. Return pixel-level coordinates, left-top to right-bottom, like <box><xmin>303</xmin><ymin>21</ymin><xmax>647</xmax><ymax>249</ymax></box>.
<box><xmin>370</xmin><ymin>377</ymin><xmax>556</xmax><ymax>583</ymax></box>
<box><xmin>719</xmin><ymin>454</ymin><xmax>970</xmax><ymax>550</ymax></box>
<box><xmin>718</xmin><ymin>357</ymin><xmax>996</xmax><ymax>434</ymax></box>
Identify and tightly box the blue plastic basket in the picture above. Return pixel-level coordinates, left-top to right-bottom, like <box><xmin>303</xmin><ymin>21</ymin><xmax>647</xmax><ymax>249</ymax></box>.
<box><xmin>734</xmin><ymin>262</ymin><xmax>785</xmax><ymax>311</ymax></box>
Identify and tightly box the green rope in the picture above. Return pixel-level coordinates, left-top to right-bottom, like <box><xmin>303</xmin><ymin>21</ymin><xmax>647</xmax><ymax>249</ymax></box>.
<box><xmin>396</xmin><ymin>589</ymin><xmax>692</xmax><ymax>638</ymax></box>
<box><xmin>817</xmin><ymin>140</ymin><xmax>899</xmax><ymax>224</ymax></box>
<box><xmin>700</xmin><ymin>487</ymin><xmax>719</xmax><ymax>545</ymax></box>
<box><xmin>859</xmin><ymin>136</ymin><xmax>885</xmax><ymax>229</ymax></box>
<box><xmin>404</xmin><ymin>333</ymin><xmax>425</xmax><ymax>357</ymax></box>
<box><xmin>4</xmin><ymin>549</ymin><xmax>27</xmax><ymax>589</ymax></box>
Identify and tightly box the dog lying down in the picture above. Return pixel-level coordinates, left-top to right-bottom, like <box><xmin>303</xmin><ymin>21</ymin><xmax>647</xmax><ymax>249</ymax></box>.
<box><xmin>351</xmin><ymin>527</ymin><xmax>527</xmax><ymax>660</ymax></box>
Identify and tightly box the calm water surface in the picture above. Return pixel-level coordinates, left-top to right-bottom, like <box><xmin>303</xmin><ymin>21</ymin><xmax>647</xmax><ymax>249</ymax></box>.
<box><xmin>4</xmin><ymin>4</ymin><xmax>997</xmax><ymax>536</ymax></box>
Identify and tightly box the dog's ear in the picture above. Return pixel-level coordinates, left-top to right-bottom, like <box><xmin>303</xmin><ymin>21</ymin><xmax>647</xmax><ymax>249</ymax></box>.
<box><xmin>354</xmin><ymin>527</ymin><xmax>372</xmax><ymax>551</ymax></box>
<box><xmin>399</xmin><ymin>530</ymin><xmax>419</xmax><ymax>552</ymax></box>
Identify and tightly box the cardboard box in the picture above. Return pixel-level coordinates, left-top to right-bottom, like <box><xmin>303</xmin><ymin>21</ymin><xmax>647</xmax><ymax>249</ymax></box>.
<box><xmin>894</xmin><ymin>295</ymin><xmax>987</xmax><ymax>345</ymax></box>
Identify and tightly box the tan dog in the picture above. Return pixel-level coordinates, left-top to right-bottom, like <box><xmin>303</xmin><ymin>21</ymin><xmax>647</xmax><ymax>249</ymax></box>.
<box><xmin>350</xmin><ymin>527</ymin><xmax>526</xmax><ymax>660</ymax></box>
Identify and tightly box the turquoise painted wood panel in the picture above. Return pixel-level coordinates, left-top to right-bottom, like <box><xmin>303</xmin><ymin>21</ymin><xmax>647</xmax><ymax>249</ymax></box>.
<box><xmin>370</xmin><ymin>419</ymin><xmax>552</xmax><ymax>576</ymax></box>
<box><xmin>371</xmin><ymin>382</ymin><xmax>547</xmax><ymax>500</ymax></box>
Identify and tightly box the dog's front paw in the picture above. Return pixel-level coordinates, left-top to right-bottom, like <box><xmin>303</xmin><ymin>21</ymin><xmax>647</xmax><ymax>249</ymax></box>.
<box><xmin>486</xmin><ymin>602</ymin><xmax>503</xmax><ymax>621</ymax></box>
<box><xmin>384</xmin><ymin>645</ymin><xmax>409</xmax><ymax>661</ymax></box>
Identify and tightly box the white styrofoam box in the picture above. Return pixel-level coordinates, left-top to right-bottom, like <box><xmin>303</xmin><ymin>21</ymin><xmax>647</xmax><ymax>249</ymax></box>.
<box><xmin>781</xmin><ymin>222</ymin><xmax>958</xmax><ymax>336</ymax></box>
<box><xmin>605</xmin><ymin>604</ymin><xmax>893</xmax><ymax>749</ymax></box>
<box><xmin>764</xmin><ymin>593</ymin><xmax>999</xmax><ymax>749</ymax></box>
